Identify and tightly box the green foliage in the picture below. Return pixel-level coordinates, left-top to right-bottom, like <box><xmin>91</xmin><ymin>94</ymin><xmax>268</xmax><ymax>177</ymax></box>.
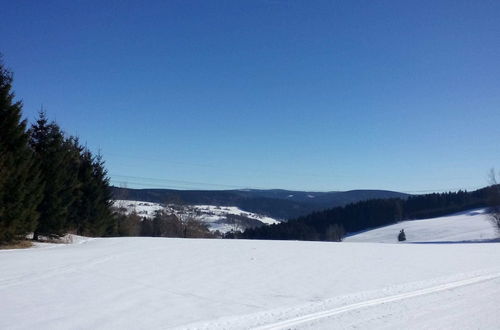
<box><xmin>0</xmin><ymin>57</ymin><xmax>117</xmax><ymax>242</ymax></box>
<box><xmin>29</xmin><ymin>112</ymin><xmax>79</xmax><ymax>239</ymax></box>
<box><xmin>70</xmin><ymin>149</ymin><xmax>114</xmax><ymax>237</ymax></box>
<box><xmin>27</xmin><ymin>111</ymin><xmax>115</xmax><ymax>240</ymax></box>
<box><xmin>0</xmin><ymin>60</ymin><xmax>42</xmax><ymax>243</ymax></box>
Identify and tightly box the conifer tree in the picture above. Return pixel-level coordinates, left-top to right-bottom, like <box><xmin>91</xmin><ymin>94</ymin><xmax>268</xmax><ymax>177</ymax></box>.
<box><xmin>65</xmin><ymin>137</ymin><xmax>84</xmax><ymax>231</ymax></box>
<box><xmin>71</xmin><ymin>148</ymin><xmax>93</xmax><ymax>235</ymax></box>
<box><xmin>92</xmin><ymin>153</ymin><xmax>114</xmax><ymax>236</ymax></box>
<box><xmin>71</xmin><ymin>148</ymin><xmax>114</xmax><ymax>236</ymax></box>
<box><xmin>398</xmin><ymin>229</ymin><xmax>406</xmax><ymax>242</ymax></box>
<box><xmin>29</xmin><ymin>112</ymin><xmax>78</xmax><ymax>239</ymax></box>
<box><xmin>0</xmin><ymin>60</ymin><xmax>42</xmax><ymax>243</ymax></box>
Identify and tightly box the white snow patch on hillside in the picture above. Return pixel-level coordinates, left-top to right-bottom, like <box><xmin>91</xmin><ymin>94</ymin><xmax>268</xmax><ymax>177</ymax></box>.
<box><xmin>1</xmin><ymin>237</ymin><xmax>500</xmax><ymax>329</ymax></box>
<box><xmin>113</xmin><ymin>200</ymin><xmax>164</xmax><ymax>218</ymax></box>
<box><xmin>345</xmin><ymin>208</ymin><xmax>498</xmax><ymax>243</ymax></box>
<box><xmin>113</xmin><ymin>200</ymin><xmax>280</xmax><ymax>233</ymax></box>
<box><xmin>193</xmin><ymin>205</ymin><xmax>279</xmax><ymax>225</ymax></box>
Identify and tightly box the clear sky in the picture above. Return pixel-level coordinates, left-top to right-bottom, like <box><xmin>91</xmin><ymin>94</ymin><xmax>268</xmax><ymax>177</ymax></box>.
<box><xmin>1</xmin><ymin>0</ymin><xmax>499</xmax><ymax>192</ymax></box>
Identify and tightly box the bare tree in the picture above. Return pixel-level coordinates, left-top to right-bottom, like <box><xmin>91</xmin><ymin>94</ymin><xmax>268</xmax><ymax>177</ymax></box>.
<box><xmin>225</xmin><ymin>215</ymin><xmax>245</xmax><ymax>233</ymax></box>
<box><xmin>184</xmin><ymin>217</ymin><xmax>214</xmax><ymax>238</ymax></box>
<box><xmin>488</xmin><ymin>169</ymin><xmax>500</xmax><ymax>231</ymax></box>
<box><xmin>117</xmin><ymin>212</ymin><xmax>141</xmax><ymax>236</ymax></box>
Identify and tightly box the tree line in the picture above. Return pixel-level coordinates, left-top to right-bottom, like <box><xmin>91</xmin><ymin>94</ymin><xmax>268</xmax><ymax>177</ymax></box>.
<box><xmin>0</xmin><ymin>58</ymin><xmax>220</xmax><ymax>245</ymax></box>
<box><xmin>0</xmin><ymin>60</ymin><xmax>114</xmax><ymax>244</ymax></box>
<box><xmin>114</xmin><ymin>209</ymin><xmax>215</xmax><ymax>238</ymax></box>
<box><xmin>241</xmin><ymin>186</ymin><xmax>498</xmax><ymax>241</ymax></box>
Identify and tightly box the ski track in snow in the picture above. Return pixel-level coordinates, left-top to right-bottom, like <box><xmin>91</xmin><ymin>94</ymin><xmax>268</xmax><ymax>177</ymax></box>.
<box><xmin>252</xmin><ymin>272</ymin><xmax>500</xmax><ymax>330</ymax></box>
<box><xmin>178</xmin><ymin>269</ymin><xmax>500</xmax><ymax>330</ymax></box>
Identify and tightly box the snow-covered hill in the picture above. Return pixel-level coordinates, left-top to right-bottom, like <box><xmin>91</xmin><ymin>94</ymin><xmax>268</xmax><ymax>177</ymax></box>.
<box><xmin>344</xmin><ymin>208</ymin><xmax>499</xmax><ymax>243</ymax></box>
<box><xmin>113</xmin><ymin>200</ymin><xmax>280</xmax><ymax>233</ymax></box>
<box><xmin>113</xmin><ymin>200</ymin><xmax>164</xmax><ymax>218</ymax></box>
<box><xmin>2</xmin><ymin>236</ymin><xmax>500</xmax><ymax>329</ymax></box>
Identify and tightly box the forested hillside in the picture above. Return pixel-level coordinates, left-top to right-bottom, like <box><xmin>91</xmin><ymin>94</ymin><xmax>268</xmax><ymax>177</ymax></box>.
<box><xmin>112</xmin><ymin>187</ymin><xmax>408</xmax><ymax>220</ymax></box>
<box><xmin>242</xmin><ymin>186</ymin><xmax>497</xmax><ymax>241</ymax></box>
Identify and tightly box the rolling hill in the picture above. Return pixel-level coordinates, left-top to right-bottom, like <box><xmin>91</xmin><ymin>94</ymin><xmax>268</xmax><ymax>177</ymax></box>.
<box><xmin>344</xmin><ymin>208</ymin><xmax>498</xmax><ymax>243</ymax></box>
<box><xmin>112</xmin><ymin>187</ymin><xmax>408</xmax><ymax>220</ymax></box>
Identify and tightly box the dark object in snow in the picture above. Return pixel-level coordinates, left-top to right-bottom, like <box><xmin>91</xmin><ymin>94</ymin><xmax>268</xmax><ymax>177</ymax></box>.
<box><xmin>398</xmin><ymin>229</ymin><xmax>406</xmax><ymax>242</ymax></box>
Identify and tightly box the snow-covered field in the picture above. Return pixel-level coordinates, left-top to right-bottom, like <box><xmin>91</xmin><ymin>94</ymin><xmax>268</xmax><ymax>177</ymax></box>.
<box><xmin>113</xmin><ymin>200</ymin><xmax>280</xmax><ymax>233</ymax></box>
<box><xmin>2</xmin><ymin>210</ymin><xmax>500</xmax><ymax>329</ymax></box>
<box><xmin>345</xmin><ymin>208</ymin><xmax>498</xmax><ymax>243</ymax></box>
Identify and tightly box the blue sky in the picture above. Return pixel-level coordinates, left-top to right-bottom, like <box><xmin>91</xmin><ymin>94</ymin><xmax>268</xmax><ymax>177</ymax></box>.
<box><xmin>1</xmin><ymin>0</ymin><xmax>499</xmax><ymax>192</ymax></box>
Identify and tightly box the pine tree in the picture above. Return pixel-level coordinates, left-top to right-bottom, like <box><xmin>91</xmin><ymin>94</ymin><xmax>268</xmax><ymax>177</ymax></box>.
<box><xmin>71</xmin><ymin>148</ymin><xmax>93</xmax><ymax>235</ymax></box>
<box><xmin>65</xmin><ymin>137</ymin><xmax>84</xmax><ymax>232</ymax></box>
<box><xmin>0</xmin><ymin>60</ymin><xmax>42</xmax><ymax>243</ymax></box>
<box><xmin>92</xmin><ymin>153</ymin><xmax>114</xmax><ymax>236</ymax></box>
<box><xmin>29</xmin><ymin>112</ymin><xmax>78</xmax><ymax>239</ymax></box>
<box><xmin>71</xmin><ymin>149</ymin><xmax>114</xmax><ymax>237</ymax></box>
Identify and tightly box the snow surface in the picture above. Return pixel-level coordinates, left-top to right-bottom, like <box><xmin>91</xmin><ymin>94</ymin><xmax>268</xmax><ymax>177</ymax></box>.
<box><xmin>2</xmin><ymin>209</ymin><xmax>500</xmax><ymax>329</ymax></box>
<box><xmin>113</xmin><ymin>200</ymin><xmax>280</xmax><ymax>233</ymax></box>
<box><xmin>2</xmin><ymin>238</ymin><xmax>500</xmax><ymax>328</ymax></box>
<box><xmin>344</xmin><ymin>208</ymin><xmax>498</xmax><ymax>243</ymax></box>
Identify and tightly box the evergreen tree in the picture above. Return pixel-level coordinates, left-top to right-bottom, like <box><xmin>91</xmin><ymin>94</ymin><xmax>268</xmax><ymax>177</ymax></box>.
<box><xmin>72</xmin><ymin>150</ymin><xmax>114</xmax><ymax>236</ymax></box>
<box><xmin>65</xmin><ymin>137</ymin><xmax>84</xmax><ymax>232</ymax></box>
<box><xmin>29</xmin><ymin>112</ymin><xmax>78</xmax><ymax>239</ymax></box>
<box><xmin>0</xmin><ymin>60</ymin><xmax>42</xmax><ymax>243</ymax></box>
<box><xmin>398</xmin><ymin>229</ymin><xmax>406</xmax><ymax>242</ymax></box>
<box><xmin>92</xmin><ymin>153</ymin><xmax>114</xmax><ymax>236</ymax></box>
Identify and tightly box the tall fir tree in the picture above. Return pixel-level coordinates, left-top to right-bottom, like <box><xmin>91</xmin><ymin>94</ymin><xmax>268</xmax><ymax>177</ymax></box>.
<box><xmin>29</xmin><ymin>112</ymin><xmax>79</xmax><ymax>239</ymax></box>
<box><xmin>94</xmin><ymin>153</ymin><xmax>114</xmax><ymax>235</ymax></box>
<box><xmin>65</xmin><ymin>137</ymin><xmax>84</xmax><ymax>232</ymax></box>
<box><xmin>0</xmin><ymin>59</ymin><xmax>42</xmax><ymax>243</ymax></box>
<box><xmin>69</xmin><ymin>147</ymin><xmax>114</xmax><ymax>237</ymax></box>
<box><xmin>71</xmin><ymin>148</ymin><xmax>94</xmax><ymax>235</ymax></box>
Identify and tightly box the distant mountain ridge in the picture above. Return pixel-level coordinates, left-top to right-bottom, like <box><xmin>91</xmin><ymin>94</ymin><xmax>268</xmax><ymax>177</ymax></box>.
<box><xmin>111</xmin><ymin>187</ymin><xmax>409</xmax><ymax>220</ymax></box>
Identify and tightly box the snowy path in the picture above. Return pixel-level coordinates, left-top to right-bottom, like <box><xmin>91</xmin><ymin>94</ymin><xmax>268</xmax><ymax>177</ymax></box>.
<box><xmin>1</xmin><ymin>236</ymin><xmax>500</xmax><ymax>329</ymax></box>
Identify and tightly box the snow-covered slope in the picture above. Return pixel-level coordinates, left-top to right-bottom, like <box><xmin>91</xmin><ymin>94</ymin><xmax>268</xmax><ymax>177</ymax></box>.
<box><xmin>344</xmin><ymin>208</ymin><xmax>498</xmax><ymax>243</ymax></box>
<box><xmin>113</xmin><ymin>200</ymin><xmax>164</xmax><ymax>218</ymax></box>
<box><xmin>113</xmin><ymin>200</ymin><xmax>280</xmax><ymax>233</ymax></box>
<box><xmin>1</xmin><ymin>237</ymin><xmax>500</xmax><ymax>329</ymax></box>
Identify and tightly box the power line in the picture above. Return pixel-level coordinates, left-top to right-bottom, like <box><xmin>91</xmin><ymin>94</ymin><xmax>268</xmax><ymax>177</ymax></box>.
<box><xmin>105</xmin><ymin>152</ymin><xmax>348</xmax><ymax>179</ymax></box>
<box><xmin>111</xmin><ymin>180</ymin><xmax>217</xmax><ymax>190</ymax></box>
<box><xmin>110</xmin><ymin>174</ymin><xmax>485</xmax><ymax>194</ymax></box>
<box><xmin>111</xmin><ymin>174</ymin><xmax>264</xmax><ymax>190</ymax></box>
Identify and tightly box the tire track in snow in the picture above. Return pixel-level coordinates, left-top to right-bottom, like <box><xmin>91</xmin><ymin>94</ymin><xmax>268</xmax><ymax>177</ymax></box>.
<box><xmin>254</xmin><ymin>272</ymin><xmax>500</xmax><ymax>330</ymax></box>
